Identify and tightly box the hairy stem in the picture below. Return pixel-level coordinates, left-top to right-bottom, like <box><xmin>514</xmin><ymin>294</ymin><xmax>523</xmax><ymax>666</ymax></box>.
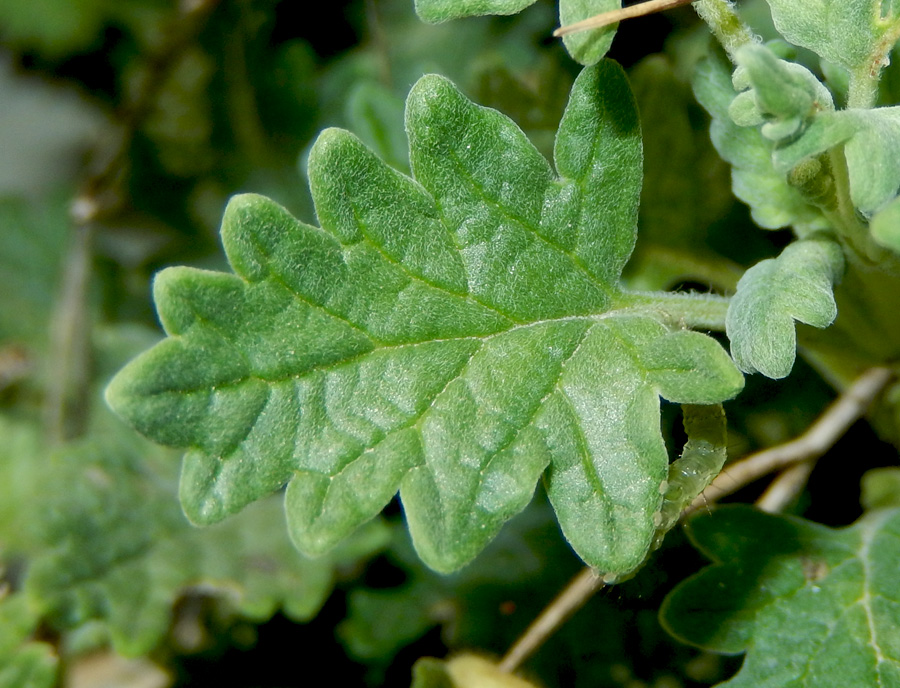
<box><xmin>692</xmin><ymin>0</ymin><xmax>757</xmax><ymax>61</ymax></box>
<box><xmin>617</xmin><ymin>290</ymin><xmax>731</xmax><ymax>330</ymax></box>
<box><xmin>683</xmin><ymin>366</ymin><xmax>894</xmax><ymax>515</ymax></box>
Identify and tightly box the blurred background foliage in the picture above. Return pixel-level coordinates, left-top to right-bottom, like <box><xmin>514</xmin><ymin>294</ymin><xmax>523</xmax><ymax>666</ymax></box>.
<box><xmin>1</xmin><ymin>1</ymin><xmax>899</xmax><ymax>686</ymax></box>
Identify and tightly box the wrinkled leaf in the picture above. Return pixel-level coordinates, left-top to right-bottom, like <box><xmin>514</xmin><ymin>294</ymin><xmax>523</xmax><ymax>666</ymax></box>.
<box><xmin>763</xmin><ymin>0</ymin><xmax>898</xmax><ymax>73</ymax></box>
<box><xmin>693</xmin><ymin>53</ymin><xmax>828</xmax><ymax>232</ymax></box>
<box><xmin>107</xmin><ymin>62</ymin><xmax>743</xmax><ymax>577</ymax></box>
<box><xmin>661</xmin><ymin>505</ymin><xmax>900</xmax><ymax>687</ymax></box>
<box><xmin>414</xmin><ymin>0</ymin><xmax>537</xmax><ymax>22</ymax></box>
<box><xmin>730</xmin><ymin>43</ymin><xmax>834</xmax><ymax>141</ymax></box>
<box><xmin>726</xmin><ymin>235</ymin><xmax>844</xmax><ymax>378</ymax></box>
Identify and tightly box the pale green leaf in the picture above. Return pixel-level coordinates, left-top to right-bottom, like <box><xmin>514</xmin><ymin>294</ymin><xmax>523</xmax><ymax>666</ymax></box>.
<box><xmin>693</xmin><ymin>53</ymin><xmax>828</xmax><ymax>232</ymax></box>
<box><xmin>415</xmin><ymin>0</ymin><xmax>537</xmax><ymax>22</ymax></box>
<box><xmin>730</xmin><ymin>44</ymin><xmax>834</xmax><ymax>142</ymax></box>
<box><xmin>764</xmin><ymin>0</ymin><xmax>894</xmax><ymax>73</ymax></box>
<box><xmin>108</xmin><ymin>63</ymin><xmax>743</xmax><ymax>577</ymax></box>
<box><xmin>727</xmin><ymin>236</ymin><xmax>844</xmax><ymax>378</ymax></box>
<box><xmin>661</xmin><ymin>505</ymin><xmax>900</xmax><ymax>687</ymax></box>
<box><xmin>773</xmin><ymin>107</ymin><xmax>900</xmax><ymax>214</ymax></box>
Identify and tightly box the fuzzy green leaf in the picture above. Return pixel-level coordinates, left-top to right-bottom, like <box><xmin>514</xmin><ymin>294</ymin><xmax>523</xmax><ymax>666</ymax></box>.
<box><xmin>108</xmin><ymin>62</ymin><xmax>743</xmax><ymax>577</ymax></box>
<box><xmin>726</xmin><ymin>236</ymin><xmax>844</xmax><ymax>379</ymax></box>
<box><xmin>764</xmin><ymin>0</ymin><xmax>897</xmax><ymax>73</ymax></box>
<box><xmin>693</xmin><ymin>53</ymin><xmax>828</xmax><ymax>232</ymax></box>
<box><xmin>559</xmin><ymin>0</ymin><xmax>620</xmax><ymax>66</ymax></box>
<box><xmin>661</xmin><ymin>505</ymin><xmax>900</xmax><ymax>687</ymax></box>
<box><xmin>731</xmin><ymin>44</ymin><xmax>834</xmax><ymax>141</ymax></box>
<box><xmin>414</xmin><ymin>0</ymin><xmax>537</xmax><ymax>22</ymax></box>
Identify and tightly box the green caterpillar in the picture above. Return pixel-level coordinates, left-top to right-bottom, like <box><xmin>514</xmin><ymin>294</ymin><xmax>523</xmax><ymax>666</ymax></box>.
<box><xmin>652</xmin><ymin>403</ymin><xmax>727</xmax><ymax>548</ymax></box>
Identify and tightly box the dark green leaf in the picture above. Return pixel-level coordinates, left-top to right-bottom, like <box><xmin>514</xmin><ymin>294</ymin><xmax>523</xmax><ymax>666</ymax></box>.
<box><xmin>24</xmin><ymin>432</ymin><xmax>388</xmax><ymax>656</ymax></box>
<box><xmin>661</xmin><ymin>505</ymin><xmax>900</xmax><ymax>686</ymax></box>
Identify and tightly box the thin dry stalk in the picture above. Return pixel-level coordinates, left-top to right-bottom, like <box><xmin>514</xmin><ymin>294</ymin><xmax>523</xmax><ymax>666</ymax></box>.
<box><xmin>554</xmin><ymin>0</ymin><xmax>693</xmax><ymax>37</ymax></box>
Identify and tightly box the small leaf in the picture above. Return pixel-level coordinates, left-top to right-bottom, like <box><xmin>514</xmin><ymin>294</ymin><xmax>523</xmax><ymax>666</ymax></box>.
<box><xmin>726</xmin><ymin>236</ymin><xmax>844</xmax><ymax>378</ymax></box>
<box><xmin>693</xmin><ymin>54</ymin><xmax>828</xmax><ymax>232</ymax></box>
<box><xmin>871</xmin><ymin>196</ymin><xmax>900</xmax><ymax>255</ymax></box>
<box><xmin>661</xmin><ymin>505</ymin><xmax>900</xmax><ymax>687</ymax></box>
<box><xmin>731</xmin><ymin>44</ymin><xmax>834</xmax><ymax>141</ymax></box>
<box><xmin>415</xmin><ymin>0</ymin><xmax>537</xmax><ymax>22</ymax></box>
<box><xmin>559</xmin><ymin>0</ymin><xmax>620</xmax><ymax>66</ymax></box>
<box><xmin>764</xmin><ymin>0</ymin><xmax>897</xmax><ymax>73</ymax></box>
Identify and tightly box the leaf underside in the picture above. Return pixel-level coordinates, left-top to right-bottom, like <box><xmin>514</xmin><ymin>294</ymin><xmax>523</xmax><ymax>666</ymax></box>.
<box><xmin>107</xmin><ymin>61</ymin><xmax>743</xmax><ymax>577</ymax></box>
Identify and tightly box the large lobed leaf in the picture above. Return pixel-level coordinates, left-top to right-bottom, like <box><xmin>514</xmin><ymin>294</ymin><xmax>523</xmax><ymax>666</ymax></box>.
<box><xmin>108</xmin><ymin>61</ymin><xmax>743</xmax><ymax>577</ymax></box>
<box><xmin>661</xmin><ymin>504</ymin><xmax>900</xmax><ymax>686</ymax></box>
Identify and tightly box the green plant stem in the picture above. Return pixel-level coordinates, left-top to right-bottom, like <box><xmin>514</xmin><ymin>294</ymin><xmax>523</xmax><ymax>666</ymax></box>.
<box><xmin>692</xmin><ymin>0</ymin><xmax>757</xmax><ymax>61</ymax></box>
<box><xmin>848</xmin><ymin>66</ymin><xmax>880</xmax><ymax>110</ymax></box>
<box><xmin>617</xmin><ymin>290</ymin><xmax>731</xmax><ymax>330</ymax></box>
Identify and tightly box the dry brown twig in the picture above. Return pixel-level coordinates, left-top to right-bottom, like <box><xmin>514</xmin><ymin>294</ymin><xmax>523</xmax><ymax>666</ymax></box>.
<box><xmin>554</xmin><ymin>0</ymin><xmax>693</xmax><ymax>37</ymax></box>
